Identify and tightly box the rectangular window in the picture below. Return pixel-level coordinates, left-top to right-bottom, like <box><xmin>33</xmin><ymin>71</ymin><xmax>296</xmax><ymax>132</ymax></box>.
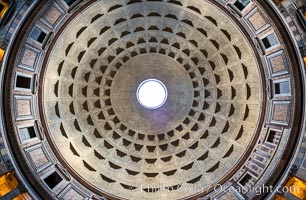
<box><xmin>239</xmin><ymin>173</ymin><xmax>252</xmax><ymax>187</ymax></box>
<box><xmin>16</xmin><ymin>75</ymin><xmax>31</xmax><ymax>89</ymax></box>
<box><xmin>267</xmin><ymin>130</ymin><xmax>277</xmax><ymax>143</ymax></box>
<box><xmin>30</xmin><ymin>26</ymin><xmax>47</xmax><ymax>44</ymax></box>
<box><xmin>64</xmin><ymin>0</ymin><xmax>77</xmax><ymax>6</ymax></box>
<box><xmin>233</xmin><ymin>0</ymin><xmax>250</xmax><ymax>11</ymax></box>
<box><xmin>19</xmin><ymin>126</ymin><xmax>36</xmax><ymax>142</ymax></box>
<box><xmin>262</xmin><ymin>33</ymin><xmax>278</xmax><ymax>49</ymax></box>
<box><xmin>43</xmin><ymin>171</ymin><xmax>63</xmax><ymax>190</ymax></box>
<box><xmin>274</xmin><ymin>81</ymin><xmax>290</xmax><ymax>95</ymax></box>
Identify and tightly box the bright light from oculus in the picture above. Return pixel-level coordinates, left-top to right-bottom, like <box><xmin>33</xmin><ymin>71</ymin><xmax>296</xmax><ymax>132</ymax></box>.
<box><xmin>136</xmin><ymin>79</ymin><xmax>168</xmax><ymax>109</ymax></box>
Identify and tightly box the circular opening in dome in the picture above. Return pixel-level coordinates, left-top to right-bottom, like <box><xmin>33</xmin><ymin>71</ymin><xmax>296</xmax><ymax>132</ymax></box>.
<box><xmin>136</xmin><ymin>79</ymin><xmax>168</xmax><ymax>109</ymax></box>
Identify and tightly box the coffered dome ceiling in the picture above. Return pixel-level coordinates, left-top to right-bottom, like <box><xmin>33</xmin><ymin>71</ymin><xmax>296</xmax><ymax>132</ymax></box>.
<box><xmin>1</xmin><ymin>0</ymin><xmax>305</xmax><ymax>200</ymax></box>
<box><xmin>42</xmin><ymin>1</ymin><xmax>262</xmax><ymax>199</ymax></box>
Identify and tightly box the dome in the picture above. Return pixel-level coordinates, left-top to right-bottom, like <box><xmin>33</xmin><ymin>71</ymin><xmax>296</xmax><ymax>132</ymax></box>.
<box><xmin>0</xmin><ymin>0</ymin><xmax>305</xmax><ymax>200</ymax></box>
<box><xmin>42</xmin><ymin>1</ymin><xmax>262</xmax><ymax>199</ymax></box>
